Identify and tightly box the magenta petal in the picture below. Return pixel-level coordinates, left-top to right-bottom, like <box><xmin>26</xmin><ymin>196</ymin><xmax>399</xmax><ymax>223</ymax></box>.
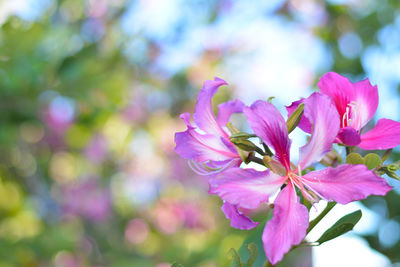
<box><xmin>350</xmin><ymin>78</ymin><xmax>379</xmax><ymax>130</ymax></box>
<box><xmin>286</xmin><ymin>99</ymin><xmax>312</xmax><ymax>133</ymax></box>
<box><xmin>193</xmin><ymin>77</ymin><xmax>229</xmax><ymax>138</ymax></box>
<box><xmin>337</xmin><ymin>127</ymin><xmax>361</xmax><ymax>146</ymax></box>
<box><xmin>299</xmin><ymin>93</ymin><xmax>340</xmax><ymax>168</ymax></box>
<box><xmin>244</xmin><ymin>101</ymin><xmax>291</xmax><ymax>170</ymax></box>
<box><xmin>175</xmin><ymin>114</ymin><xmax>238</xmax><ymax>162</ymax></box>
<box><xmin>359</xmin><ymin>119</ymin><xmax>400</xmax><ymax>150</ymax></box>
<box><xmin>317</xmin><ymin>72</ymin><xmax>354</xmax><ymax>121</ymax></box>
<box><xmin>221</xmin><ymin>202</ymin><xmax>259</xmax><ymax>230</ymax></box>
<box><xmin>302</xmin><ymin>164</ymin><xmax>391</xmax><ymax>204</ymax></box>
<box><xmin>216</xmin><ymin>99</ymin><xmax>245</xmax><ymax>128</ymax></box>
<box><xmin>262</xmin><ymin>182</ymin><xmax>309</xmax><ymax>265</ymax></box>
<box><xmin>209</xmin><ymin>168</ymin><xmax>285</xmax><ymax>209</ymax></box>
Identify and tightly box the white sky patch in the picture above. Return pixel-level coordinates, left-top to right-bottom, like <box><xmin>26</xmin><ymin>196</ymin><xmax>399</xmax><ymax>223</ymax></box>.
<box><xmin>308</xmin><ymin>201</ymin><xmax>390</xmax><ymax>267</ymax></box>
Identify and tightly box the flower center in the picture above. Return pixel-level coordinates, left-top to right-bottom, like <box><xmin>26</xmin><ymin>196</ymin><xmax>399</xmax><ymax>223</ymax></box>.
<box><xmin>287</xmin><ymin>166</ymin><xmax>319</xmax><ymax>204</ymax></box>
<box><xmin>342</xmin><ymin>101</ymin><xmax>360</xmax><ymax>128</ymax></box>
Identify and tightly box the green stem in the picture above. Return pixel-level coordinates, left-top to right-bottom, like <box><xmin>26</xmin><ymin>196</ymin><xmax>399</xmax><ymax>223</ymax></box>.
<box><xmin>307</xmin><ymin>202</ymin><xmax>336</xmax><ymax>234</ymax></box>
<box><xmin>263</xmin><ymin>260</ymin><xmax>273</xmax><ymax>267</ymax></box>
<box><xmin>247</xmin><ymin>154</ymin><xmax>265</xmax><ymax>166</ymax></box>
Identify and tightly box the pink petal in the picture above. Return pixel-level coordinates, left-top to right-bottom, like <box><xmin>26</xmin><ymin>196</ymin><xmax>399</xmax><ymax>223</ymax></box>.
<box><xmin>317</xmin><ymin>72</ymin><xmax>354</xmax><ymax>124</ymax></box>
<box><xmin>317</xmin><ymin>72</ymin><xmax>378</xmax><ymax>130</ymax></box>
<box><xmin>175</xmin><ymin>113</ymin><xmax>239</xmax><ymax>162</ymax></box>
<box><xmin>359</xmin><ymin>119</ymin><xmax>400</xmax><ymax>150</ymax></box>
<box><xmin>302</xmin><ymin>164</ymin><xmax>391</xmax><ymax>204</ymax></box>
<box><xmin>262</xmin><ymin>182</ymin><xmax>309</xmax><ymax>265</ymax></box>
<box><xmin>193</xmin><ymin>77</ymin><xmax>229</xmax><ymax>138</ymax></box>
<box><xmin>209</xmin><ymin>168</ymin><xmax>285</xmax><ymax>209</ymax></box>
<box><xmin>216</xmin><ymin>99</ymin><xmax>245</xmax><ymax>128</ymax></box>
<box><xmin>286</xmin><ymin>98</ymin><xmax>312</xmax><ymax>133</ymax></box>
<box><xmin>244</xmin><ymin>101</ymin><xmax>291</xmax><ymax>170</ymax></box>
<box><xmin>299</xmin><ymin>93</ymin><xmax>340</xmax><ymax>168</ymax></box>
<box><xmin>337</xmin><ymin>127</ymin><xmax>361</xmax><ymax>146</ymax></box>
<box><xmin>221</xmin><ymin>202</ymin><xmax>259</xmax><ymax>230</ymax></box>
<box><xmin>350</xmin><ymin>78</ymin><xmax>379</xmax><ymax>130</ymax></box>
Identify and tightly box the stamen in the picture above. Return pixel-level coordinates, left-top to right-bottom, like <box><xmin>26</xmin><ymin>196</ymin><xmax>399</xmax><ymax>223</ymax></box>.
<box><xmin>188</xmin><ymin>159</ymin><xmax>237</xmax><ymax>176</ymax></box>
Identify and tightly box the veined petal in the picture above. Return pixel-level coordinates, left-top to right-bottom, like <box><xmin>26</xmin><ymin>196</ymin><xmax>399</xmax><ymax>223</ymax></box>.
<box><xmin>337</xmin><ymin>127</ymin><xmax>361</xmax><ymax>146</ymax></box>
<box><xmin>302</xmin><ymin>164</ymin><xmax>391</xmax><ymax>204</ymax></box>
<box><xmin>299</xmin><ymin>93</ymin><xmax>340</xmax><ymax>169</ymax></box>
<box><xmin>359</xmin><ymin>119</ymin><xmax>400</xmax><ymax>150</ymax></box>
<box><xmin>350</xmin><ymin>78</ymin><xmax>378</xmax><ymax>130</ymax></box>
<box><xmin>175</xmin><ymin>113</ymin><xmax>239</xmax><ymax>162</ymax></box>
<box><xmin>216</xmin><ymin>99</ymin><xmax>245</xmax><ymax>129</ymax></box>
<box><xmin>193</xmin><ymin>77</ymin><xmax>229</xmax><ymax>138</ymax></box>
<box><xmin>286</xmin><ymin>99</ymin><xmax>312</xmax><ymax>133</ymax></box>
<box><xmin>244</xmin><ymin>101</ymin><xmax>291</xmax><ymax>170</ymax></box>
<box><xmin>221</xmin><ymin>202</ymin><xmax>259</xmax><ymax>230</ymax></box>
<box><xmin>317</xmin><ymin>72</ymin><xmax>354</xmax><ymax>123</ymax></box>
<box><xmin>209</xmin><ymin>168</ymin><xmax>285</xmax><ymax>209</ymax></box>
<box><xmin>262</xmin><ymin>182</ymin><xmax>309</xmax><ymax>265</ymax></box>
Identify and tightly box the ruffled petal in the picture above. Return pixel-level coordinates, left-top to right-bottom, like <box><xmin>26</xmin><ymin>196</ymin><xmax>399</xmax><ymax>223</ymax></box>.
<box><xmin>221</xmin><ymin>202</ymin><xmax>259</xmax><ymax>230</ymax></box>
<box><xmin>350</xmin><ymin>78</ymin><xmax>379</xmax><ymax>130</ymax></box>
<box><xmin>216</xmin><ymin>99</ymin><xmax>245</xmax><ymax>129</ymax></box>
<box><xmin>337</xmin><ymin>127</ymin><xmax>361</xmax><ymax>146</ymax></box>
<box><xmin>299</xmin><ymin>93</ymin><xmax>340</xmax><ymax>168</ymax></box>
<box><xmin>244</xmin><ymin>101</ymin><xmax>291</xmax><ymax>170</ymax></box>
<box><xmin>262</xmin><ymin>182</ymin><xmax>309</xmax><ymax>265</ymax></box>
<box><xmin>359</xmin><ymin>119</ymin><xmax>400</xmax><ymax>150</ymax></box>
<box><xmin>175</xmin><ymin>113</ymin><xmax>239</xmax><ymax>162</ymax></box>
<box><xmin>286</xmin><ymin>98</ymin><xmax>312</xmax><ymax>133</ymax></box>
<box><xmin>209</xmin><ymin>168</ymin><xmax>285</xmax><ymax>209</ymax></box>
<box><xmin>302</xmin><ymin>164</ymin><xmax>391</xmax><ymax>204</ymax></box>
<box><xmin>193</xmin><ymin>77</ymin><xmax>229</xmax><ymax>138</ymax></box>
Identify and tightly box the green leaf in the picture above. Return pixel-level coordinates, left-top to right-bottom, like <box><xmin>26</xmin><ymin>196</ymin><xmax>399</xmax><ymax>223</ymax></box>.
<box><xmin>316</xmin><ymin>210</ymin><xmax>362</xmax><ymax>245</ymax></box>
<box><xmin>243</xmin><ymin>243</ymin><xmax>258</xmax><ymax>267</ymax></box>
<box><xmin>238</xmin><ymin>222</ymin><xmax>269</xmax><ymax>267</ymax></box>
<box><xmin>171</xmin><ymin>263</ymin><xmax>183</xmax><ymax>267</ymax></box>
<box><xmin>286</xmin><ymin>103</ymin><xmax>304</xmax><ymax>134</ymax></box>
<box><xmin>345</xmin><ymin>153</ymin><xmax>364</xmax><ymax>165</ymax></box>
<box><xmin>364</xmin><ymin>153</ymin><xmax>382</xmax><ymax>170</ymax></box>
<box><xmin>229</xmin><ymin>248</ymin><xmax>242</xmax><ymax>267</ymax></box>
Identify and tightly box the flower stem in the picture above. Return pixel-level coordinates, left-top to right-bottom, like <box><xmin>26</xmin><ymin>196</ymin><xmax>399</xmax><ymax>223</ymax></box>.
<box><xmin>306</xmin><ymin>202</ymin><xmax>336</xmax><ymax>234</ymax></box>
<box><xmin>263</xmin><ymin>260</ymin><xmax>273</xmax><ymax>267</ymax></box>
<box><xmin>247</xmin><ymin>153</ymin><xmax>265</xmax><ymax>166</ymax></box>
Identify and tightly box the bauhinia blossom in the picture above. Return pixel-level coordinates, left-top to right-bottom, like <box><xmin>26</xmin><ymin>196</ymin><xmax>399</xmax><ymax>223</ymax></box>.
<box><xmin>175</xmin><ymin>77</ymin><xmax>259</xmax><ymax>230</ymax></box>
<box><xmin>288</xmin><ymin>72</ymin><xmax>400</xmax><ymax>150</ymax></box>
<box><xmin>209</xmin><ymin>93</ymin><xmax>391</xmax><ymax>264</ymax></box>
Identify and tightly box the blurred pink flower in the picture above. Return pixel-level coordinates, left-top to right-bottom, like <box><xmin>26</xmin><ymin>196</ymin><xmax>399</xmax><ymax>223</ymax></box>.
<box><xmin>61</xmin><ymin>178</ymin><xmax>111</xmax><ymax>222</ymax></box>
<box><xmin>84</xmin><ymin>134</ymin><xmax>108</xmax><ymax>164</ymax></box>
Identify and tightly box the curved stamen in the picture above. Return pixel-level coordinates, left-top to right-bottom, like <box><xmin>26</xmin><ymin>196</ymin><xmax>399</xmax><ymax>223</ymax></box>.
<box><xmin>188</xmin><ymin>159</ymin><xmax>237</xmax><ymax>176</ymax></box>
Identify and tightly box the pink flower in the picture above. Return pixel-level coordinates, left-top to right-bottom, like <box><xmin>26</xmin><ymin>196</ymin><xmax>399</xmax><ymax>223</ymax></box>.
<box><xmin>209</xmin><ymin>93</ymin><xmax>391</xmax><ymax>264</ymax></box>
<box><xmin>175</xmin><ymin>77</ymin><xmax>258</xmax><ymax>229</ymax></box>
<box><xmin>288</xmin><ymin>72</ymin><xmax>400</xmax><ymax>150</ymax></box>
<box><xmin>174</xmin><ymin>77</ymin><xmax>243</xmax><ymax>174</ymax></box>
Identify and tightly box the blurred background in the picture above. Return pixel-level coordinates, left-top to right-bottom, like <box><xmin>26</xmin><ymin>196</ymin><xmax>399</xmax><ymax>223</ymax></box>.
<box><xmin>1</xmin><ymin>0</ymin><xmax>400</xmax><ymax>266</ymax></box>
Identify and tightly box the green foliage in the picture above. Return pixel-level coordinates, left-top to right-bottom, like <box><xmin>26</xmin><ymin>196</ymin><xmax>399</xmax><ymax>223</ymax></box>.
<box><xmin>230</xmin><ymin>243</ymin><xmax>258</xmax><ymax>267</ymax></box>
<box><xmin>316</xmin><ymin>210</ymin><xmax>362</xmax><ymax>245</ymax></box>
